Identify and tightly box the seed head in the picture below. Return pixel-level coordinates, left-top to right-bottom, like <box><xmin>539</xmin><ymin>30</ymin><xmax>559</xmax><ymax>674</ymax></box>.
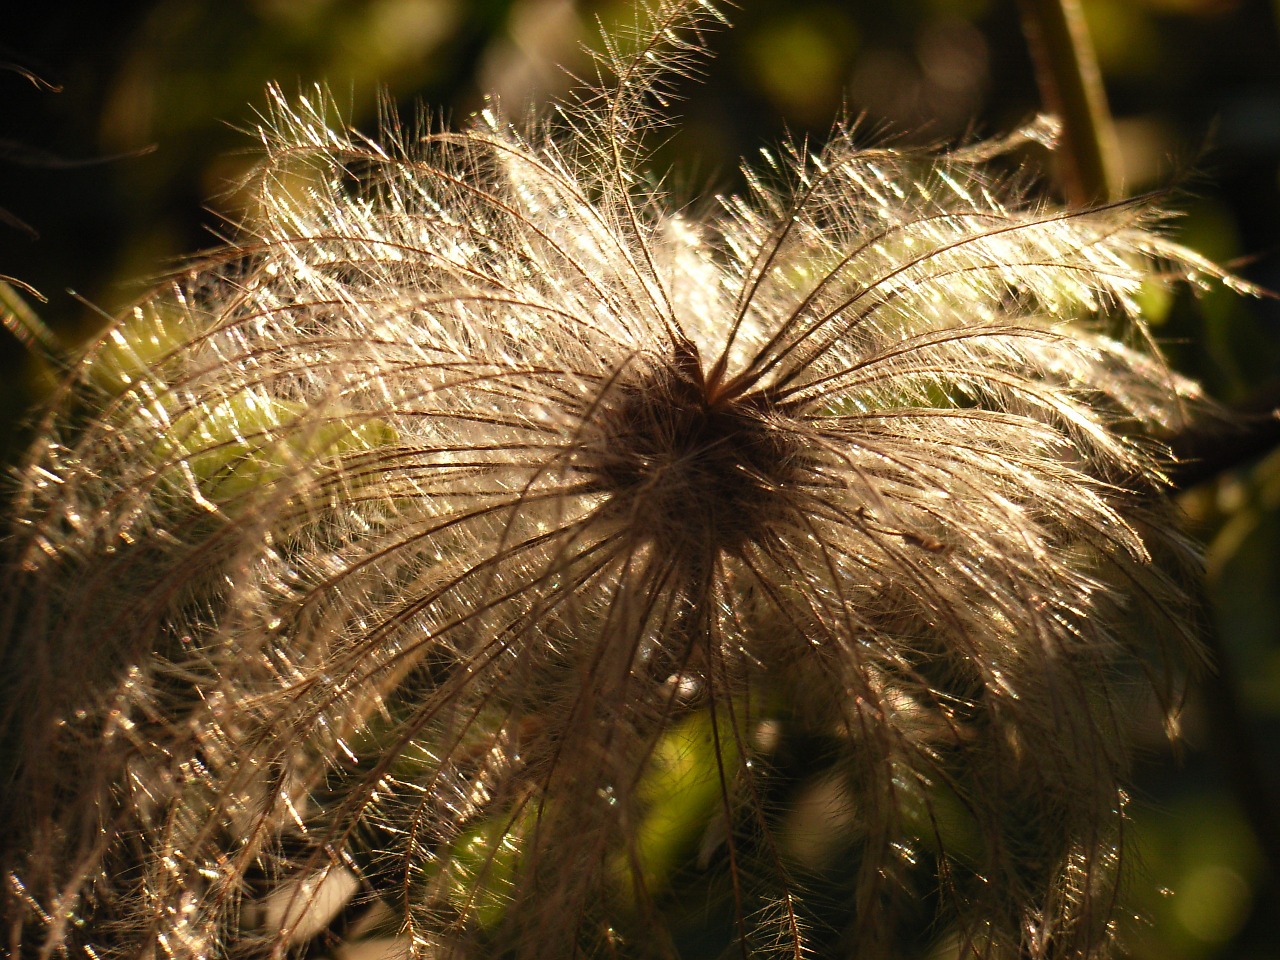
<box><xmin>0</xmin><ymin>3</ymin><xmax>1253</xmax><ymax>958</ymax></box>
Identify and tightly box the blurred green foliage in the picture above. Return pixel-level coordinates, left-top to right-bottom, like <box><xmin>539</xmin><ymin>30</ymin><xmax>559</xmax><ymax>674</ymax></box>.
<box><xmin>3</xmin><ymin>0</ymin><xmax>1280</xmax><ymax>956</ymax></box>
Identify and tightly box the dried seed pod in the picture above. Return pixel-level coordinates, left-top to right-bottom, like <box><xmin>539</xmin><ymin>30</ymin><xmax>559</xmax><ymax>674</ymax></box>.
<box><xmin>0</xmin><ymin>3</ymin><xmax>1252</xmax><ymax>958</ymax></box>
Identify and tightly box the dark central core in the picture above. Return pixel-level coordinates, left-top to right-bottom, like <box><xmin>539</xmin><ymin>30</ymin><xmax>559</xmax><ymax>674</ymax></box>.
<box><xmin>581</xmin><ymin>348</ymin><xmax>800</xmax><ymax>556</ymax></box>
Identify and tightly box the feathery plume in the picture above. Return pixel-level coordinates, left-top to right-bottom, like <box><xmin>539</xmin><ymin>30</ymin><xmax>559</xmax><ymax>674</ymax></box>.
<box><xmin>0</xmin><ymin>3</ymin><xmax>1253</xmax><ymax>957</ymax></box>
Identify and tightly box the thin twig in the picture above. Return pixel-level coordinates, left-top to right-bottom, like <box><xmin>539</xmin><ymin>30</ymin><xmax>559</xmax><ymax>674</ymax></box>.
<box><xmin>1168</xmin><ymin>384</ymin><xmax>1280</xmax><ymax>491</ymax></box>
<box><xmin>1016</xmin><ymin>0</ymin><xmax>1122</xmax><ymax>205</ymax></box>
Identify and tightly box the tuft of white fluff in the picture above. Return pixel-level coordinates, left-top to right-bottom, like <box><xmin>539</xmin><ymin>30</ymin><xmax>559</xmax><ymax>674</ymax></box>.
<box><xmin>0</xmin><ymin>3</ymin><xmax>1251</xmax><ymax>958</ymax></box>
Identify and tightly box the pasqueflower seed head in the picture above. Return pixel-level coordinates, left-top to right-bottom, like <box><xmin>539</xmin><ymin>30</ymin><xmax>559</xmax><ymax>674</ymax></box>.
<box><xmin>0</xmin><ymin>3</ymin><xmax>1253</xmax><ymax>958</ymax></box>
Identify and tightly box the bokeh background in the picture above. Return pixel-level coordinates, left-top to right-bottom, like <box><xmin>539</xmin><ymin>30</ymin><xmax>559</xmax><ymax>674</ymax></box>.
<box><xmin>3</xmin><ymin>1</ymin><xmax>1279</xmax><ymax>956</ymax></box>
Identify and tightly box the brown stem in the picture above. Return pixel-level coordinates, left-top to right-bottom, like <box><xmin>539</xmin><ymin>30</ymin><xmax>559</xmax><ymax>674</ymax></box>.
<box><xmin>1167</xmin><ymin>383</ymin><xmax>1280</xmax><ymax>491</ymax></box>
<box><xmin>1016</xmin><ymin>0</ymin><xmax>1122</xmax><ymax>205</ymax></box>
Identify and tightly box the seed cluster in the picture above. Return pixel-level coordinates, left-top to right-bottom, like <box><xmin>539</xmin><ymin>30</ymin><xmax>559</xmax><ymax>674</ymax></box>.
<box><xmin>582</xmin><ymin>343</ymin><xmax>802</xmax><ymax>560</ymax></box>
<box><xmin>0</xmin><ymin>4</ymin><xmax>1251</xmax><ymax>958</ymax></box>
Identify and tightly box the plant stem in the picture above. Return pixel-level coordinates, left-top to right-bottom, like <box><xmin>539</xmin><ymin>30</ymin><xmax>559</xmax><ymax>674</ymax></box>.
<box><xmin>1017</xmin><ymin>0</ymin><xmax>1122</xmax><ymax>204</ymax></box>
<box><xmin>1168</xmin><ymin>383</ymin><xmax>1280</xmax><ymax>491</ymax></box>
